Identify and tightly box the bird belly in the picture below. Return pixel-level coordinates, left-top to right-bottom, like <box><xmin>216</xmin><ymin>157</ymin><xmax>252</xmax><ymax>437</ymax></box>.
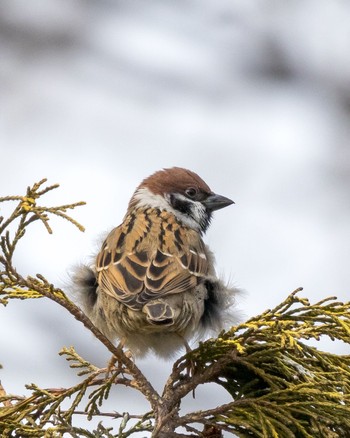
<box><xmin>89</xmin><ymin>284</ymin><xmax>207</xmax><ymax>358</ymax></box>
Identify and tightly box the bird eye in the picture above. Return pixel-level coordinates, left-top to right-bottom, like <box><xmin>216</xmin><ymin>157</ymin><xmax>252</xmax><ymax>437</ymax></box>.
<box><xmin>185</xmin><ymin>187</ymin><xmax>198</xmax><ymax>198</ymax></box>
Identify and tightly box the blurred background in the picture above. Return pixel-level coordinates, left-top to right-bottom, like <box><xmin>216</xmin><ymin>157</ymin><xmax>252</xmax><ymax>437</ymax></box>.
<box><xmin>1</xmin><ymin>0</ymin><xmax>349</xmax><ymax>434</ymax></box>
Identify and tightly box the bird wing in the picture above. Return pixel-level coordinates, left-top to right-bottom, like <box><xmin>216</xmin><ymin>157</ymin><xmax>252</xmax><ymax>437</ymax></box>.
<box><xmin>96</xmin><ymin>209</ymin><xmax>209</xmax><ymax>310</ymax></box>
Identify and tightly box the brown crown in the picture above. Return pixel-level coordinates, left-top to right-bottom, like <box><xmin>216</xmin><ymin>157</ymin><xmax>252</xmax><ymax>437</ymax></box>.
<box><xmin>138</xmin><ymin>167</ymin><xmax>211</xmax><ymax>196</ymax></box>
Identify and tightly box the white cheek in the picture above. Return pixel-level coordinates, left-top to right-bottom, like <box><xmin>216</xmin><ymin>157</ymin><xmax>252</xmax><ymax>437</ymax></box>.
<box><xmin>166</xmin><ymin>193</ymin><xmax>206</xmax><ymax>231</ymax></box>
<box><xmin>175</xmin><ymin>212</ymin><xmax>201</xmax><ymax>231</ymax></box>
<box><xmin>190</xmin><ymin>202</ymin><xmax>207</xmax><ymax>224</ymax></box>
<box><xmin>132</xmin><ymin>187</ymin><xmax>170</xmax><ymax>210</ymax></box>
<box><xmin>132</xmin><ymin>188</ymin><xmax>202</xmax><ymax>231</ymax></box>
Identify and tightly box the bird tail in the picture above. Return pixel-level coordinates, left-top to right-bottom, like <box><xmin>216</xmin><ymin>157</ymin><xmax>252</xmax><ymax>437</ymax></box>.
<box><xmin>143</xmin><ymin>301</ymin><xmax>174</xmax><ymax>326</ymax></box>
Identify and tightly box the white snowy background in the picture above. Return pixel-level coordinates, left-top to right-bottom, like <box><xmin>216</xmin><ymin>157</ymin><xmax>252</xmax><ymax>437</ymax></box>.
<box><xmin>1</xmin><ymin>0</ymin><xmax>349</xmax><ymax>435</ymax></box>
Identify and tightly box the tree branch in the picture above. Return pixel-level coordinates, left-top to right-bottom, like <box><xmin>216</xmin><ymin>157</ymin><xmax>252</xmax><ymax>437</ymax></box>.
<box><xmin>1</xmin><ymin>180</ymin><xmax>350</xmax><ymax>438</ymax></box>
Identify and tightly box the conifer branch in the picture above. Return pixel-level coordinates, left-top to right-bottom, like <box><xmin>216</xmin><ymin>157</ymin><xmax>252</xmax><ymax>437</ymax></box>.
<box><xmin>1</xmin><ymin>180</ymin><xmax>349</xmax><ymax>437</ymax></box>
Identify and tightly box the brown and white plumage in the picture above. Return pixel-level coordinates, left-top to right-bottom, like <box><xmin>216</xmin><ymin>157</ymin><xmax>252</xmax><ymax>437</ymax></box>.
<box><xmin>73</xmin><ymin>167</ymin><xmax>238</xmax><ymax>357</ymax></box>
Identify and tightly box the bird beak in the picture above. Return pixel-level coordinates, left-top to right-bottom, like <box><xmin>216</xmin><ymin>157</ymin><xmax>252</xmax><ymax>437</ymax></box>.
<box><xmin>203</xmin><ymin>193</ymin><xmax>235</xmax><ymax>211</ymax></box>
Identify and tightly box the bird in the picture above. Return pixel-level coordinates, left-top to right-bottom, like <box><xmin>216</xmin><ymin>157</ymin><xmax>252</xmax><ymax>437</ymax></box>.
<box><xmin>73</xmin><ymin>167</ymin><xmax>238</xmax><ymax>358</ymax></box>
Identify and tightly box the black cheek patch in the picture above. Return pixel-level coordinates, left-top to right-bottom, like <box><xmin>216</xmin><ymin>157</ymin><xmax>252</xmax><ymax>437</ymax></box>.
<box><xmin>169</xmin><ymin>194</ymin><xmax>192</xmax><ymax>215</ymax></box>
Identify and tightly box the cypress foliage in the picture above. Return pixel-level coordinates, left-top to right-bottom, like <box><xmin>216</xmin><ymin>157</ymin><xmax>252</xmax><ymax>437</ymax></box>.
<box><xmin>1</xmin><ymin>180</ymin><xmax>349</xmax><ymax>437</ymax></box>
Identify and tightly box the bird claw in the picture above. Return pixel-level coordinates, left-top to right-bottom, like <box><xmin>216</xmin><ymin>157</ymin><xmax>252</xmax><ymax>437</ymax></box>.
<box><xmin>105</xmin><ymin>355</ymin><xmax>118</xmax><ymax>378</ymax></box>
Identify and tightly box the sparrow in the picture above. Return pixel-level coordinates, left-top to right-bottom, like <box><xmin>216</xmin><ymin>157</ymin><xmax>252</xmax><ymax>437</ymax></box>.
<box><xmin>73</xmin><ymin>167</ymin><xmax>238</xmax><ymax>358</ymax></box>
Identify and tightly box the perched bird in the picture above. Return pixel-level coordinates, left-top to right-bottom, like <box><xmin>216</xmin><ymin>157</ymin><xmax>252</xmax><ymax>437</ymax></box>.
<box><xmin>73</xmin><ymin>167</ymin><xmax>238</xmax><ymax>357</ymax></box>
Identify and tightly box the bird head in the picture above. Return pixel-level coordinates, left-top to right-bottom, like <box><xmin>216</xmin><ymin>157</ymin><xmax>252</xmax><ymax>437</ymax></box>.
<box><xmin>128</xmin><ymin>167</ymin><xmax>234</xmax><ymax>234</ymax></box>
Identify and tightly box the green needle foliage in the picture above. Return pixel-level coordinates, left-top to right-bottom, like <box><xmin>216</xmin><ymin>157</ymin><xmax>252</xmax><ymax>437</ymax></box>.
<box><xmin>185</xmin><ymin>293</ymin><xmax>350</xmax><ymax>436</ymax></box>
<box><xmin>0</xmin><ymin>179</ymin><xmax>349</xmax><ymax>437</ymax></box>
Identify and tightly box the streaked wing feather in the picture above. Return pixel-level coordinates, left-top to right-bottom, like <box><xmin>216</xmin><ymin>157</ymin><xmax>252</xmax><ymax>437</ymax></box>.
<box><xmin>96</xmin><ymin>209</ymin><xmax>209</xmax><ymax>309</ymax></box>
